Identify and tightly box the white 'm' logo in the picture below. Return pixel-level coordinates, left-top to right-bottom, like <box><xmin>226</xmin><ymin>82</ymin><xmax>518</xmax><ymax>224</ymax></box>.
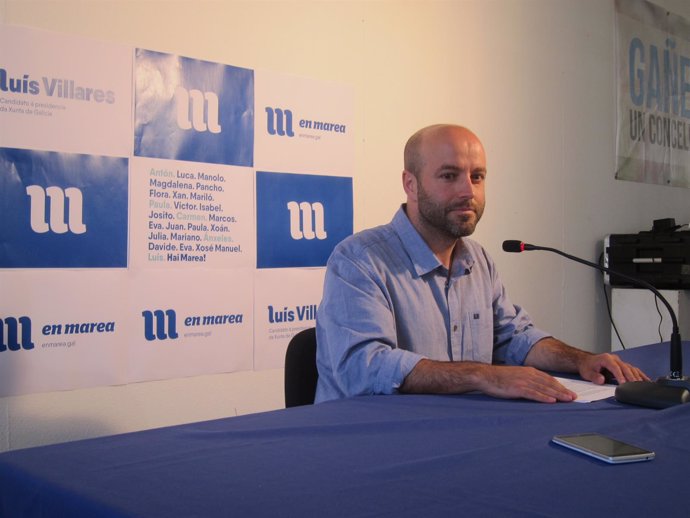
<box><xmin>25</xmin><ymin>185</ymin><xmax>87</xmax><ymax>234</ymax></box>
<box><xmin>175</xmin><ymin>86</ymin><xmax>222</xmax><ymax>133</ymax></box>
<box><xmin>287</xmin><ymin>201</ymin><xmax>327</xmax><ymax>240</ymax></box>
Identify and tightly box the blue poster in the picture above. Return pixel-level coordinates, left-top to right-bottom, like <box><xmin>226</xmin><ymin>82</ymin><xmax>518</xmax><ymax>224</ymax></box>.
<box><xmin>0</xmin><ymin>148</ymin><xmax>128</xmax><ymax>268</ymax></box>
<box><xmin>256</xmin><ymin>171</ymin><xmax>353</xmax><ymax>268</ymax></box>
<box><xmin>134</xmin><ymin>49</ymin><xmax>254</xmax><ymax>167</ymax></box>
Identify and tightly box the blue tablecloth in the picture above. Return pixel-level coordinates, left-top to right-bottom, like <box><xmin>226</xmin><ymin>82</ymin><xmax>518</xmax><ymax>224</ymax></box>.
<box><xmin>1</xmin><ymin>342</ymin><xmax>689</xmax><ymax>517</ymax></box>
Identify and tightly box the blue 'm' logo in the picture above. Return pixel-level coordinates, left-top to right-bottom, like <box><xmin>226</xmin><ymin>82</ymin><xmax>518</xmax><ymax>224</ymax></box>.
<box><xmin>134</xmin><ymin>49</ymin><xmax>254</xmax><ymax>167</ymax></box>
<box><xmin>256</xmin><ymin>171</ymin><xmax>353</xmax><ymax>268</ymax></box>
<box><xmin>265</xmin><ymin>107</ymin><xmax>294</xmax><ymax>137</ymax></box>
<box><xmin>0</xmin><ymin>316</ymin><xmax>34</xmax><ymax>352</ymax></box>
<box><xmin>142</xmin><ymin>309</ymin><xmax>179</xmax><ymax>341</ymax></box>
<box><xmin>0</xmin><ymin>147</ymin><xmax>128</xmax><ymax>268</ymax></box>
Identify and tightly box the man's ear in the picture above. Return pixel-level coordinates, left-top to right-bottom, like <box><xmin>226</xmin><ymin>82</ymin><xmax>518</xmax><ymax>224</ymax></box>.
<box><xmin>402</xmin><ymin>170</ymin><xmax>417</xmax><ymax>200</ymax></box>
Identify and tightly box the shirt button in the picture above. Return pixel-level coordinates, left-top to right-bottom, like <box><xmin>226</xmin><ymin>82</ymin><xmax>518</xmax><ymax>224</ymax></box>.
<box><xmin>453</xmin><ymin>325</ymin><xmax>458</xmax><ymax>332</ymax></box>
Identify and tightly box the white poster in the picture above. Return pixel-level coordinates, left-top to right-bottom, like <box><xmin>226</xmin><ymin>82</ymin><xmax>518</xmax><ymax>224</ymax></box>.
<box><xmin>0</xmin><ymin>270</ymin><xmax>129</xmax><ymax>396</ymax></box>
<box><xmin>254</xmin><ymin>268</ymin><xmax>325</xmax><ymax>370</ymax></box>
<box><xmin>615</xmin><ymin>0</ymin><xmax>690</xmax><ymax>188</ymax></box>
<box><xmin>127</xmin><ymin>269</ymin><xmax>254</xmax><ymax>383</ymax></box>
<box><xmin>0</xmin><ymin>24</ymin><xmax>132</xmax><ymax>157</ymax></box>
<box><xmin>129</xmin><ymin>157</ymin><xmax>255</xmax><ymax>270</ymax></box>
<box><xmin>254</xmin><ymin>69</ymin><xmax>354</xmax><ymax>177</ymax></box>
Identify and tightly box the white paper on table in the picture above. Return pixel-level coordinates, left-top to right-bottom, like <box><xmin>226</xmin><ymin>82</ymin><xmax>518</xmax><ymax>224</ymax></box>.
<box><xmin>554</xmin><ymin>377</ymin><xmax>617</xmax><ymax>403</ymax></box>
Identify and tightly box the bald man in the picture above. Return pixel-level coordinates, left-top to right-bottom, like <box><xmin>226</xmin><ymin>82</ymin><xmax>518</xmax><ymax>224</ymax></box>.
<box><xmin>315</xmin><ymin>124</ymin><xmax>648</xmax><ymax>403</ymax></box>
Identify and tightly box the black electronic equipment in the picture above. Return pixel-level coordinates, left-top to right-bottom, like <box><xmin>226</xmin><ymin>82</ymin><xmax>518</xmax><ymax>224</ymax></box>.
<box><xmin>604</xmin><ymin>219</ymin><xmax>690</xmax><ymax>290</ymax></box>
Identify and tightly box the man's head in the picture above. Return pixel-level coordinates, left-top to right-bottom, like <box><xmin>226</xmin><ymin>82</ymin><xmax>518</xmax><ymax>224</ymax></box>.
<box><xmin>402</xmin><ymin>124</ymin><xmax>487</xmax><ymax>247</ymax></box>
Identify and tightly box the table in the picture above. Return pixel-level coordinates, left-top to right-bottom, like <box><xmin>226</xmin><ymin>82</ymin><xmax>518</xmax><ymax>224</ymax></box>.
<box><xmin>1</xmin><ymin>342</ymin><xmax>689</xmax><ymax>517</ymax></box>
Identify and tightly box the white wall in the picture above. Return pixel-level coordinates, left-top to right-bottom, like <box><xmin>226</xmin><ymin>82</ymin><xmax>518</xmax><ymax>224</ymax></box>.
<box><xmin>2</xmin><ymin>0</ymin><xmax>689</xmax><ymax>453</ymax></box>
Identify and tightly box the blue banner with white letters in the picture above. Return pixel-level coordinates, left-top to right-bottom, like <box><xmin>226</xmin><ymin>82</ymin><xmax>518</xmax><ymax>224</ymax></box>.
<box><xmin>256</xmin><ymin>171</ymin><xmax>353</xmax><ymax>268</ymax></box>
<box><xmin>134</xmin><ymin>49</ymin><xmax>254</xmax><ymax>167</ymax></box>
<box><xmin>0</xmin><ymin>147</ymin><xmax>128</xmax><ymax>268</ymax></box>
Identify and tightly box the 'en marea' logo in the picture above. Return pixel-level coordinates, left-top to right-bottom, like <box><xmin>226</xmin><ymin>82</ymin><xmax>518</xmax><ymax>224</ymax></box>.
<box><xmin>142</xmin><ymin>308</ymin><xmax>245</xmax><ymax>341</ymax></box>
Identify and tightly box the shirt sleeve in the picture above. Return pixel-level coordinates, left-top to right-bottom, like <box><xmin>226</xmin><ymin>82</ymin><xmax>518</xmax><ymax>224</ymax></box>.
<box><xmin>487</xmin><ymin>253</ymin><xmax>551</xmax><ymax>365</ymax></box>
<box><xmin>315</xmin><ymin>246</ymin><xmax>424</xmax><ymax>401</ymax></box>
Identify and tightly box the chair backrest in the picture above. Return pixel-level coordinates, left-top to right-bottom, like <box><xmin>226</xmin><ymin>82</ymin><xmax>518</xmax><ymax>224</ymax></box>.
<box><xmin>284</xmin><ymin>327</ymin><xmax>318</xmax><ymax>408</ymax></box>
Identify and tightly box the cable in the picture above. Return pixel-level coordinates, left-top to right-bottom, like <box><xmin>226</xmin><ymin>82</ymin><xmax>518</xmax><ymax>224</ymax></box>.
<box><xmin>599</xmin><ymin>252</ymin><xmax>626</xmax><ymax>350</ymax></box>
<box><xmin>653</xmin><ymin>295</ymin><xmax>664</xmax><ymax>342</ymax></box>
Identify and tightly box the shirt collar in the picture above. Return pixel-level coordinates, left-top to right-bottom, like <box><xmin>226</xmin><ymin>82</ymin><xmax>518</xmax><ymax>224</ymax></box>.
<box><xmin>391</xmin><ymin>205</ymin><xmax>476</xmax><ymax>278</ymax></box>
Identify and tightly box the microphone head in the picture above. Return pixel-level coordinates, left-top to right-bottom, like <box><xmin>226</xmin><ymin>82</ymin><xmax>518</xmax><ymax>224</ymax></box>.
<box><xmin>502</xmin><ymin>240</ymin><xmax>524</xmax><ymax>253</ymax></box>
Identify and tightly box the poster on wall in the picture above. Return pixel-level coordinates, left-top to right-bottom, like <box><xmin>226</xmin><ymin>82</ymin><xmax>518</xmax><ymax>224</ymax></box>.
<box><xmin>255</xmin><ymin>171</ymin><xmax>353</xmax><ymax>269</ymax></box>
<box><xmin>127</xmin><ymin>269</ymin><xmax>254</xmax><ymax>383</ymax></box>
<box><xmin>253</xmin><ymin>69</ymin><xmax>354</xmax><ymax>177</ymax></box>
<box><xmin>0</xmin><ymin>148</ymin><xmax>128</xmax><ymax>268</ymax></box>
<box><xmin>134</xmin><ymin>49</ymin><xmax>254</xmax><ymax>167</ymax></box>
<box><xmin>0</xmin><ymin>24</ymin><xmax>354</xmax><ymax>397</ymax></box>
<box><xmin>615</xmin><ymin>0</ymin><xmax>690</xmax><ymax>188</ymax></box>
<box><xmin>254</xmin><ymin>268</ymin><xmax>325</xmax><ymax>370</ymax></box>
<box><xmin>129</xmin><ymin>157</ymin><xmax>255</xmax><ymax>270</ymax></box>
<box><xmin>0</xmin><ymin>270</ymin><xmax>129</xmax><ymax>397</ymax></box>
<box><xmin>0</xmin><ymin>24</ymin><xmax>132</xmax><ymax>157</ymax></box>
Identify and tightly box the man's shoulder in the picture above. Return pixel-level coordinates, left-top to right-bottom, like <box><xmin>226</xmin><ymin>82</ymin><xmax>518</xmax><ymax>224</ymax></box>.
<box><xmin>334</xmin><ymin>221</ymin><xmax>399</xmax><ymax>258</ymax></box>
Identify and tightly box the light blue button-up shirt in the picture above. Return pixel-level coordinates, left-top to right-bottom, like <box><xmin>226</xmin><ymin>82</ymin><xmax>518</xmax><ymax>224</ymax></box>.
<box><xmin>315</xmin><ymin>206</ymin><xmax>550</xmax><ymax>402</ymax></box>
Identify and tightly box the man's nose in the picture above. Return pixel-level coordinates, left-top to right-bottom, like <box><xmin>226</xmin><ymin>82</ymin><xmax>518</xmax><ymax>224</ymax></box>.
<box><xmin>453</xmin><ymin>174</ymin><xmax>474</xmax><ymax>198</ymax></box>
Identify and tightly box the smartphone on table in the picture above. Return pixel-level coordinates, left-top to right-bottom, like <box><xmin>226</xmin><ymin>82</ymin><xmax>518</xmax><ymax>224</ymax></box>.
<box><xmin>551</xmin><ymin>433</ymin><xmax>655</xmax><ymax>464</ymax></box>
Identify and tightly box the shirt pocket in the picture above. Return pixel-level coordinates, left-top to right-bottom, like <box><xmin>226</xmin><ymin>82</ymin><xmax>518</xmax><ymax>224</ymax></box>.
<box><xmin>462</xmin><ymin>310</ymin><xmax>493</xmax><ymax>364</ymax></box>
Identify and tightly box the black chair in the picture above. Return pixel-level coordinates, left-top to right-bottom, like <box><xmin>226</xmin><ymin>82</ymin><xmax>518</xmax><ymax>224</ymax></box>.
<box><xmin>284</xmin><ymin>327</ymin><xmax>318</xmax><ymax>408</ymax></box>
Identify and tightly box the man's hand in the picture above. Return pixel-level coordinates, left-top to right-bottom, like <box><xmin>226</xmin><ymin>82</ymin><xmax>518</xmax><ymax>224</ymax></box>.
<box><xmin>400</xmin><ymin>359</ymin><xmax>577</xmax><ymax>403</ymax></box>
<box><xmin>577</xmin><ymin>352</ymin><xmax>650</xmax><ymax>385</ymax></box>
<box><xmin>525</xmin><ymin>337</ymin><xmax>651</xmax><ymax>385</ymax></box>
<box><xmin>476</xmin><ymin>365</ymin><xmax>577</xmax><ymax>403</ymax></box>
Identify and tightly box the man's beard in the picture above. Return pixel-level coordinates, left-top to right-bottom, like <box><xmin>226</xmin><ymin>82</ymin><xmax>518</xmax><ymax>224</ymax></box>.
<box><xmin>417</xmin><ymin>184</ymin><xmax>484</xmax><ymax>238</ymax></box>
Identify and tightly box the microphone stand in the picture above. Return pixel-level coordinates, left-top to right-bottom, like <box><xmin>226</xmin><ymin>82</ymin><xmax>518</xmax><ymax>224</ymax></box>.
<box><xmin>505</xmin><ymin>241</ymin><xmax>690</xmax><ymax>409</ymax></box>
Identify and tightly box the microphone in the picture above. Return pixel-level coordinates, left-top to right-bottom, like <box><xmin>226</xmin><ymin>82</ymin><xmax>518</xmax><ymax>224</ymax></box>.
<box><xmin>502</xmin><ymin>239</ymin><xmax>690</xmax><ymax>409</ymax></box>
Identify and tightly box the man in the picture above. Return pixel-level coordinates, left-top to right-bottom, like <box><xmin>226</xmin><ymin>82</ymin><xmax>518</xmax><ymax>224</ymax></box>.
<box><xmin>315</xmin><ymin>124</ymin><xmax>648</xmax><ymax>403</ymax></box>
